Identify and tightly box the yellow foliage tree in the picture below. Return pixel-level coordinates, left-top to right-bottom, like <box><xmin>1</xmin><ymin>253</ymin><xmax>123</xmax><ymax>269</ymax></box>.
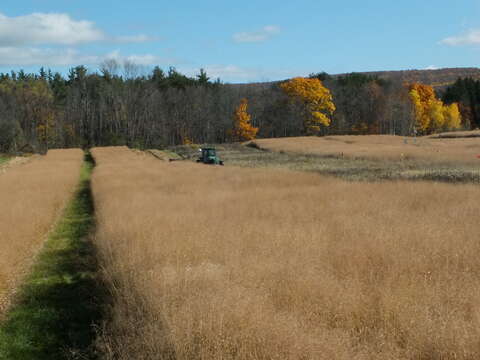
<box><xmin>409</xmin><ymin>83</ymin><xmax>435</xmax><ymax>133</ymax></box>
<box><xmin>443</xmin><ymin>103</ymin><xmax>462</xmax><ymax>130</ymax></box>
<box><xmin>429</xmin><ymin>99</ymin><xmax>445</xmax><ymax>130</ymax></box>
<box><xmin>280</xmin><ymin>77</ymin><xmax>335</xmax><ymax>134</ymax></box>
<box><xmin>408</xmin><ymin>83</ymin><xmax>462</xmax><ymax>134</ymax></box>
<box><xmin>231</xmin><ymin>98</ymin><xmax>258</xmax><ymax>141</ymax></box>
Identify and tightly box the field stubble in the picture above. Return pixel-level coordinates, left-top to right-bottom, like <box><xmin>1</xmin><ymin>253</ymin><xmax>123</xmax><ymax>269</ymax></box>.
<box><xmin>0</xmin><ymin>149</ymin><xmax>83</xmax><ymax>315</ymax></box>
<box><xmin>92</xmin><ymin>146</ymin><xmax>480</xmax><ymax>359</ymax></box>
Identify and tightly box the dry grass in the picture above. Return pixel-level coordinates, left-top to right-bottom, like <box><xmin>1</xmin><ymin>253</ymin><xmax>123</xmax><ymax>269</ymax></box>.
<box><xmin>168</xmin><ymin>143</ymin><xmax>480</xmax><ymax>183</ymax></box>
<box><xmin>147</xmin><ymin>149</ymin><xmax>184</xmax><ymax>161</ymax></box>
<box><xmin>429</xmin><ymin>130</ymin><xmax>480</xmax><ymax>139</ymax></box>
<box><xmin>0</xmin><ymin>155</ymin><xmax>36</xmax><ymax>174</ymax></box>
<box><xmin>251</xmin><ymin>133</ymin><xmax>480</xmax><ymax>164</ymax></box>
<box><xmin>92</xmin><ymin>146</ymin><xmax>480</xmax><ymax>360</ymax></box>
<box><xmin>0</xmin><ymin>149</ymin><xmax>83</xmax><ymax>315</ymax></box>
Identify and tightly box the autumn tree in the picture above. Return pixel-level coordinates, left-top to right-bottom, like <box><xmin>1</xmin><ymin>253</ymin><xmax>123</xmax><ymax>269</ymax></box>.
<box><xmin>409</xmin><ymin>83</ymin><xmax>435</xmax><ymax>133</ymax></box>
<box><xmin>280</xmin><ymin>77</ymin><xmax>335</xmax><ymax>134</ymax></box>
<box><xmin>443</xmin><ymin>103</ymin><xmax>462</xmax><ymax>129</ymax></box>
<box><xmin>408</xmin><ymin>83</ymin><xmax>461</xmax><ymax>134</ymax></box>
<box><xmin>230</xmin><ymin>98</ymin><xmax>258</xmax><ymax>141</ymax></box>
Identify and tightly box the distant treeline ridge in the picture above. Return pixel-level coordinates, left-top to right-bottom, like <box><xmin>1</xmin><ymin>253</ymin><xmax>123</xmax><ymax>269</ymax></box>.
<box><xmin>0</xmin><ymin>62</ymin><xmax>477</xmax><ymax>153</ymax></box>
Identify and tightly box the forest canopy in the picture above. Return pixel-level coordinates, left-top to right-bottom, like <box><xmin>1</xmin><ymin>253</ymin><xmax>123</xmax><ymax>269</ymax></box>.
<box><xmin>0</xmin><ymin>62</ymin><xmax>474</xmax><ymax>153</ymax></box>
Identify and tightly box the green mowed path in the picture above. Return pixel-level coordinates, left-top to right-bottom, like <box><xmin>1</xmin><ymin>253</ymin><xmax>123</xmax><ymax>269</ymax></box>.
<box><xmin>0</xmin><ymin>152</ymin><xmax>103</xmax><ymax>360</ymax></box>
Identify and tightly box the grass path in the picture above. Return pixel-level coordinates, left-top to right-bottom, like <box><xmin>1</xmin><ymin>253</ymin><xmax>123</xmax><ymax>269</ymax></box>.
<box><xmin>0</xmin><ymin>152</ymin><xmax>102</xmax><ymax>359</ymax></box>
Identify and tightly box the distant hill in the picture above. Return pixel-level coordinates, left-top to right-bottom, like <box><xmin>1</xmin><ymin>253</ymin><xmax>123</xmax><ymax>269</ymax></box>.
<box><xmin>335</xmin><ymin>67</ymin><xmax>480</xmax><ymax>89</ymax></box>
<box><xmin>230</xmin><ymin>67</ymin><xmax>480</xmax><ymax>90</ymax></box>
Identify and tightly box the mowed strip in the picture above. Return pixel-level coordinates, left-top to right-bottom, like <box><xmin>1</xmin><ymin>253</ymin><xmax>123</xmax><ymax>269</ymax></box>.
<box><xmin>92</xmin><ymin>146</ymin><xmax>480</xmax><ymax>360</ymax></box>
<box><xmin>0</xmin><ymin>149</ymin><xmax>83</xmax><ymax>314</ymax></box>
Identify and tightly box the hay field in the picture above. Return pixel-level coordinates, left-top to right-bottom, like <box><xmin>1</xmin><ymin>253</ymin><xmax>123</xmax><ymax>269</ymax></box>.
<box><xmin>252</xmin><ymin>134</ymin><xmax>480</xmax><ymax>164</ymax></box>
<box><xmin>0</xmin><ymin>149</ymin><xmax>83</xmax><ymax>314</ymax></box>
<box><xmin>0</xmin><ymin>156</ymin><xmax>34</xmax><ymax>174</ymax></box>
<box><xmin>92</xmin><ymin>146</ymin><xmax>480</xmax><ymax>360</ymax></box>
<box><xmin>169</xmin><ymin>143</ymin><xmax>480</xmax><ymax>183</ymax></box>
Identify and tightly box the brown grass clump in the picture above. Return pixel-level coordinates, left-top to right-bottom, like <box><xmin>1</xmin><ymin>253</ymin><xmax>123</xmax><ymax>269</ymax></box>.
<box><xmin>0</xmin><ymin>149</ymin><xmax>83</xmax><ymax>314</ymax></box>
<box><xmin>92</xmin><ymin>146</ymin><xmax>480</xmax><ymax>360</ymax></box>
<box><xmin>252</xmin><ymin>134</ymin><xmax>480</xmax><ymax>164</ymax></box>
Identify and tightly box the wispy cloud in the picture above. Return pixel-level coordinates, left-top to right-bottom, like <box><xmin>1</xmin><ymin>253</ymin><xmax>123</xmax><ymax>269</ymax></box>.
<box><xmin>0</xmin><ymin>47</ymin><xmax>166</xmax><ymax>67</ymax></box>
<box><xmin>0</xmin><ymin>47</ymin><xmax>97</xmax><ymax>66</ymax></box>
<box><xmin>233</xmin><ymin>25</ymin><xmax>281</xmax><ymax>43</ymax></box>
<box><xmin>114</xmin><ymin>34</ymin><xmax>156</xmax><ymax>43</ymax></box>
<box><xmin>103</xmin><ymin>50</ymin><xmax>166</xmax><ymax>66</ymax></box>
<box><xmin>182</xmin><ymin>64</ymin><xmax>300</xmax><ymax>83</ymax></box>
<box><xmin>441</xmin><ymin>29</ymin><xmax>480</xmax><ymax>46</ymax></box>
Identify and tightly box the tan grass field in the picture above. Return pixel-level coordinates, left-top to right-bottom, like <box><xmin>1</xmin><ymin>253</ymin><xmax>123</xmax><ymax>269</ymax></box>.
<box><xmin>0</xmin><ymin>149</ymin><xmax>83</xmax><ymax>314</ymax></box>
<box><xmin>92</xmin><ymin>146</ymin><xmax>480</xmax><ymax>359</ymax></box>
<box><xmin>251</xmin><ymin>134</ymin><xmax>480</xmax><ymax>164</ymax></box>
<box><xmin>0</xmin><ymin>155</ymin><xmax>36</xmax><ymax>174</ymax></box>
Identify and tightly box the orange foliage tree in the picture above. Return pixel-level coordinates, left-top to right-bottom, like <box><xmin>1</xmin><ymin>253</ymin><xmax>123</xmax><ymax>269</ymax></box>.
<box><xmin>408</xmin><ymin>83</ymin><xmax>461</xmax><ymax>134</ymax></box>
<box><xmin>230</xmin><ymin>98</ymin><xmax>258</xmax><ymax>141</ymax></box>
<box><xmin>280</xmin><ymin>77</ymin><xmax>335</xmax><ymax>134</ymax></box>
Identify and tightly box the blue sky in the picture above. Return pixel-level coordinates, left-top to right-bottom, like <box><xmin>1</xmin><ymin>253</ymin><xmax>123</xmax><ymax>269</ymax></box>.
<box><xmin>0</xmin><ymin>0</ymin><xmax>479</xmax><ymax>82</ymax></box>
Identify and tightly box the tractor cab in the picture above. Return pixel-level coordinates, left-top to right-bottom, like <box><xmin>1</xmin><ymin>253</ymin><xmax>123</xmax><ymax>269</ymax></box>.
<box><xmin>197</xmin><ymin>147</ymin><xmax>224</xmax><ymax>165</ymax></box>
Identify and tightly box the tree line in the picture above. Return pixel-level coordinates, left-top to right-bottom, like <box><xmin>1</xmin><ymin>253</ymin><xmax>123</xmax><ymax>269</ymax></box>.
<box><xmin>0</xmin><ymin>61</ymin><xmax>474</xmax><ymax>153</ymax></box>
<box><xmin>442</xmin><ymin>77</ymin><xmax>480</xmax><ymax>130</ymax></box>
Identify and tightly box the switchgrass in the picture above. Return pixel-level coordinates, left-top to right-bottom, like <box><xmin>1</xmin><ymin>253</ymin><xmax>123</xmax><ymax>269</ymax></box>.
<box><xmin>168</xmin><ymin>143</ymin><xmax>480</xmax><ymax>183</ymax></box>
<box><xmin>0</xmin><ymin>155</ymin><xmax>35</xmax><ymax>174</ymax></box>
<box><xmin>0</xmin><ymin>149</ymin><xmax>83</xmax><ymax>315</ymax></box>
<box><xmin>0</xmin><ymin>152</ymin><xmax>101</xmax><ymax>359</ymax></box>
<box><xmin>92</xmin><ymin>146</ymin><xmax>480</xmax><ymax>360</ymax></box>
<box><xmin>429</xmin><ymin>129</ymin><xmax>480</xmax><ymax>139</ymax></box>
<box><xmin>252</xmin><ymin>134</ymin><xmax>480</xmax><ymax>164</ymax></box>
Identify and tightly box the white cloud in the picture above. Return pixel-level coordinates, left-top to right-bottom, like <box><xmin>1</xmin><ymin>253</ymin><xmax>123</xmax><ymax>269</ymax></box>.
<box><xmin>441</xmin><ymin>29</ymin><xmax>480</xmax><ymax>46</ymax></box>
<box><xmin>0</xmin><ymin>12</ymin><xmax>159</xmax><ymax>69</ymax></box>
<box><xmin>233</xmin><ymin>25</ymin><xmax>281</xmax><ymax>43</ymax></box>
<box><xmin>425</xmin><ymin>65</ymin><xmax>439</xmax><ymax>70</ymax></box>
<box><xmin>0</xmin><ymin>12</ymin><xmax>154</xmax><ymax>46</ymax></box>
<box><xmin>0</xmin><ymin>12</ymin><xmax>105</xmax><ymax>46</ymax></box>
